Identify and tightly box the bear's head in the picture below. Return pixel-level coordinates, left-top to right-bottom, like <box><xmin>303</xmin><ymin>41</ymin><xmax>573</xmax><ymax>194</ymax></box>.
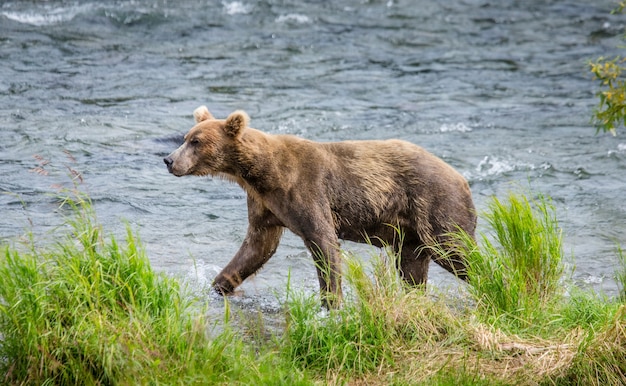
<box><xmin>163</xmin><ymin>106</ymin><xmax>249</xmax><ymax>177</ymax></box>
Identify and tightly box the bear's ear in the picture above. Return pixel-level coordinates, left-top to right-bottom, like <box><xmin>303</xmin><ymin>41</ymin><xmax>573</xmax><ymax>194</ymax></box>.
<box><xmin>193</xmin><ymin>105</ymin><xmax>215</xmax><ymax>123</ymax></box>
<box><xmin>224</xmin><ymin>110</ymin><xmax>249</xmax><ymax>138</ymax></box>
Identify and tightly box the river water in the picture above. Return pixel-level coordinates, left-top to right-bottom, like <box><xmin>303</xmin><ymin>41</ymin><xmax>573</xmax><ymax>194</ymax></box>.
<box><xmin>1</xmin><ymin>0</ymin><xmax>625</xmax><ymax>312</ymax></box>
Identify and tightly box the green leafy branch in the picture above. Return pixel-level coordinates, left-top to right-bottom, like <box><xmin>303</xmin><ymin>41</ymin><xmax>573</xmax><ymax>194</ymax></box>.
<box><xmin>590</xmin><ymin>1</ymin><xmax>626</xmax><ymax>135</ymax></box>
<box><xmin>590</xmin><ymin>56</ymin><xmax>626</xmax><ymax>135</ymax></box>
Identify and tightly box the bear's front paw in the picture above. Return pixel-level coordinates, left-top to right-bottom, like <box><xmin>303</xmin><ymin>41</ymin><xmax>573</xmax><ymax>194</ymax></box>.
<box><xmin>212</xmin><ymin>281</ymin><xmax>235</xmax><ymax>296</ymax></box>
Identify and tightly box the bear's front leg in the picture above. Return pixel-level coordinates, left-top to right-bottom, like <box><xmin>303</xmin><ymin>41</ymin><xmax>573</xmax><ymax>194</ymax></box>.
<box><xmin>212</xmin><ymin>225</ymin><xmax>283</xmax><ymax>295</ymax></box>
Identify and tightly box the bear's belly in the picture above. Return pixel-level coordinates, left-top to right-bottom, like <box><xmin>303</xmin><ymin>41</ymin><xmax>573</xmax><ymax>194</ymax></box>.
<box><xmin>337</xmin><ymin>225</ymin><xmax>402</xmax><ymax>248</ymax></box>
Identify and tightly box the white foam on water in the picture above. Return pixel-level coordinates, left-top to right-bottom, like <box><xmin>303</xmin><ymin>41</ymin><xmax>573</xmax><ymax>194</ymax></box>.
<box><xmin>470</xmin><ymin>155</ymin><xmax>553</xmax><ymax>181</ymax></box>
<box><xmin>580</xmin><ymin>274</ymin><xmax>604</xmax><ymax>285</ymax></box>
<box><xmin>476</xmin><ymin>155</ymin><xmax>516</xmax><ymax>177</ymax></box>
<box><xmin>439</xmin><ymin>122</ymin><xmax>472</xmax><ymax>133</ymax></box>
<box><xmin>607</xmin><ymin>143</ymin><xmax>626</xmax><ymax>156</ymax></box>
<box><xmin>222</xmin><ymin>1</ymin><xmax>252</xmax><ymax>16</ymax></box>
<box><xmin>275</xmin><ymin>13</ymin><xmax>311</xmax><ymax>24</ymax></box>
<box><xmin>1</xmin><ymin>4</ymin><xmax>90</xmax><ymax>26</ymax></box>
<box><xmin>2</xmin><ymin>10</ymin><xmax>69</xmax><ymax>26</ymax></box>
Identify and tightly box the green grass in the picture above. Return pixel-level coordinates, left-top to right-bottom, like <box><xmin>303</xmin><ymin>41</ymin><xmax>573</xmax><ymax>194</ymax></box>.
<box><xmin>0</xmin><ymin>190</ymin><xmax>309</xmax><ymax>385</ymax></box>
<box><xmin>1</xmin><ymin>188</ymin><xmax>625</xmax><ymax>385</ymax></box>
<box><xmin>454</xmin><ymin>192</ymin><xmax>564</xmax><ymax>331</ymax></box>
<box><xmin>282</xmin><ymin>251</ymin><xmax>465</xmax><ymax>381</ymax></box>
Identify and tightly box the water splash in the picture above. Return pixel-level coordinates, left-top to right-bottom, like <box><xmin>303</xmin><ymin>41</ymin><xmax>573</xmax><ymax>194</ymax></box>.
<box><xmin>476</xmin><ymin>155</ymin><xmax>516</xmax><ymax>177</ymax></box>
<box><xmin>184</xmin><ymin>259</ymin><xmax>222</xmax><ymax>293</ymax></box>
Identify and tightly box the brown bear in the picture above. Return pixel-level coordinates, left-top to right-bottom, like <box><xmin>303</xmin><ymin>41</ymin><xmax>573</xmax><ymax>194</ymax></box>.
<box><xmin>164</xmin><ymin>106</ymin><xmax>476</xmax><ymax>308</ymax></box>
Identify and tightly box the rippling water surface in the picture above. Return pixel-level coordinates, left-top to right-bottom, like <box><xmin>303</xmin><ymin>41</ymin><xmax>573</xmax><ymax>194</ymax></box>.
<box><xmin>1</xmin><ymin>0</ymin><xmax>625</xmax><ymax>309</ymax></box>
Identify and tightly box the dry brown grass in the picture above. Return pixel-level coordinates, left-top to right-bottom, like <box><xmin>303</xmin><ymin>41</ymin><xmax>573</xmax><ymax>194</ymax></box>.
<box><xmin>342</xmin><ymin>321</ymin><xmax>584</xmax><ymax>386</ymax></box>
<box><xmin>569</xmin><ymin>305</ymin><xmax>626</xmax><ymax>386</ymax></box>
<box><xmin>342</xmin><ymin>303</ymin><xmax>626</xmax><ymax>386</ymax></box>
<box><xmin>331</xmin><ymin>262</ymin><xmax>606</xmax><ymax>386</ymax></box>
<box><xmin>317</xmin><ymin>254</ymin><xmax>594</xmax><ymax>385</ymax></box>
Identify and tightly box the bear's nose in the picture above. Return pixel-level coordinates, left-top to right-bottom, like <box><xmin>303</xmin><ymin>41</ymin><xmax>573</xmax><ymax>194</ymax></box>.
<box><xmin>163</xmin><ymin>156</ymin><xmax>173</xmax><ymax>171</ymax></box>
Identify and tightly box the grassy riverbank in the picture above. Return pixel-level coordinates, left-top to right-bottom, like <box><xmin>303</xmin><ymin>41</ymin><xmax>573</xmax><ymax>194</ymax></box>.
<box><xmin>1</xmin><ymin>190</ymin><xmax>624</xmax><ymax>385</ymax></box>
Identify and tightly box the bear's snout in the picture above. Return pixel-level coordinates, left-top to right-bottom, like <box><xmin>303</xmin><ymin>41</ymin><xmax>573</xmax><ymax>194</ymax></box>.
<box><xmin>163</xmin><ymin>156</ymin><xmax>174</xmax><ymax>173</ymax></box>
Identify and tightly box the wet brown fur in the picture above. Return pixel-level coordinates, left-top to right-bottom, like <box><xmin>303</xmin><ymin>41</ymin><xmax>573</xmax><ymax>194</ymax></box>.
<box><xmin>164</xmin><ymin>106</ymin><xmax>476</xmax><ymax>308</ymax></box>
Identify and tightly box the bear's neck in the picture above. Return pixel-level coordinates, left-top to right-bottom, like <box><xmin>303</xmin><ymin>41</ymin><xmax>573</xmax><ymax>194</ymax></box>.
<box><xmin>230</xmin><ymin>129</ymin><xmax>277</xmax><ymax>195</ymax></box>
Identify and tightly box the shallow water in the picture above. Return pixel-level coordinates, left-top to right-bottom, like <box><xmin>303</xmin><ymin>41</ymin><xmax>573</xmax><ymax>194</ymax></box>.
<box><xmin>1</xmin><ymin>0</ymin><xmax>625</xmax><ymax>311</ymax></box>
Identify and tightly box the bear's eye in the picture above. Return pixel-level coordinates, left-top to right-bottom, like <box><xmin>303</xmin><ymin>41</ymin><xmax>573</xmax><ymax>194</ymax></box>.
<box><xmin>190</xmin><ymin>138</ymin><xmax>200</xmax><ymax>146</ymax></box>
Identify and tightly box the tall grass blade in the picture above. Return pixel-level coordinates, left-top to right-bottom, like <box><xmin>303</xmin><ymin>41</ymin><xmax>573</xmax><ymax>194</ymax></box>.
<box><xmin>456</xmin><ymin>192</ymin><xmax>564</xmax><ymax>329</ymax></box>
<box><xmin>616</xmin><ymin>245</ymin><xmax>626</xmax><ymax>302</ymax></box>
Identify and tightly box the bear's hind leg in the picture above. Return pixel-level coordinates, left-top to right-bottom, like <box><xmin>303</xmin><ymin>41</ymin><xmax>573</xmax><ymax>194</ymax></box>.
<box><xmin>430</xmin><ymin>233</ymin><xmax>469</xmax><ymax>281</ymax></box>
<box><xmin>432</xmin><ymin>249</ymin><xmax>469</xmax><ymax>281</ymax></box>
<box><xmin>395</xmin><ymin>242</ymin><xmax>430</xmax><ymax>287</ymax></box>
